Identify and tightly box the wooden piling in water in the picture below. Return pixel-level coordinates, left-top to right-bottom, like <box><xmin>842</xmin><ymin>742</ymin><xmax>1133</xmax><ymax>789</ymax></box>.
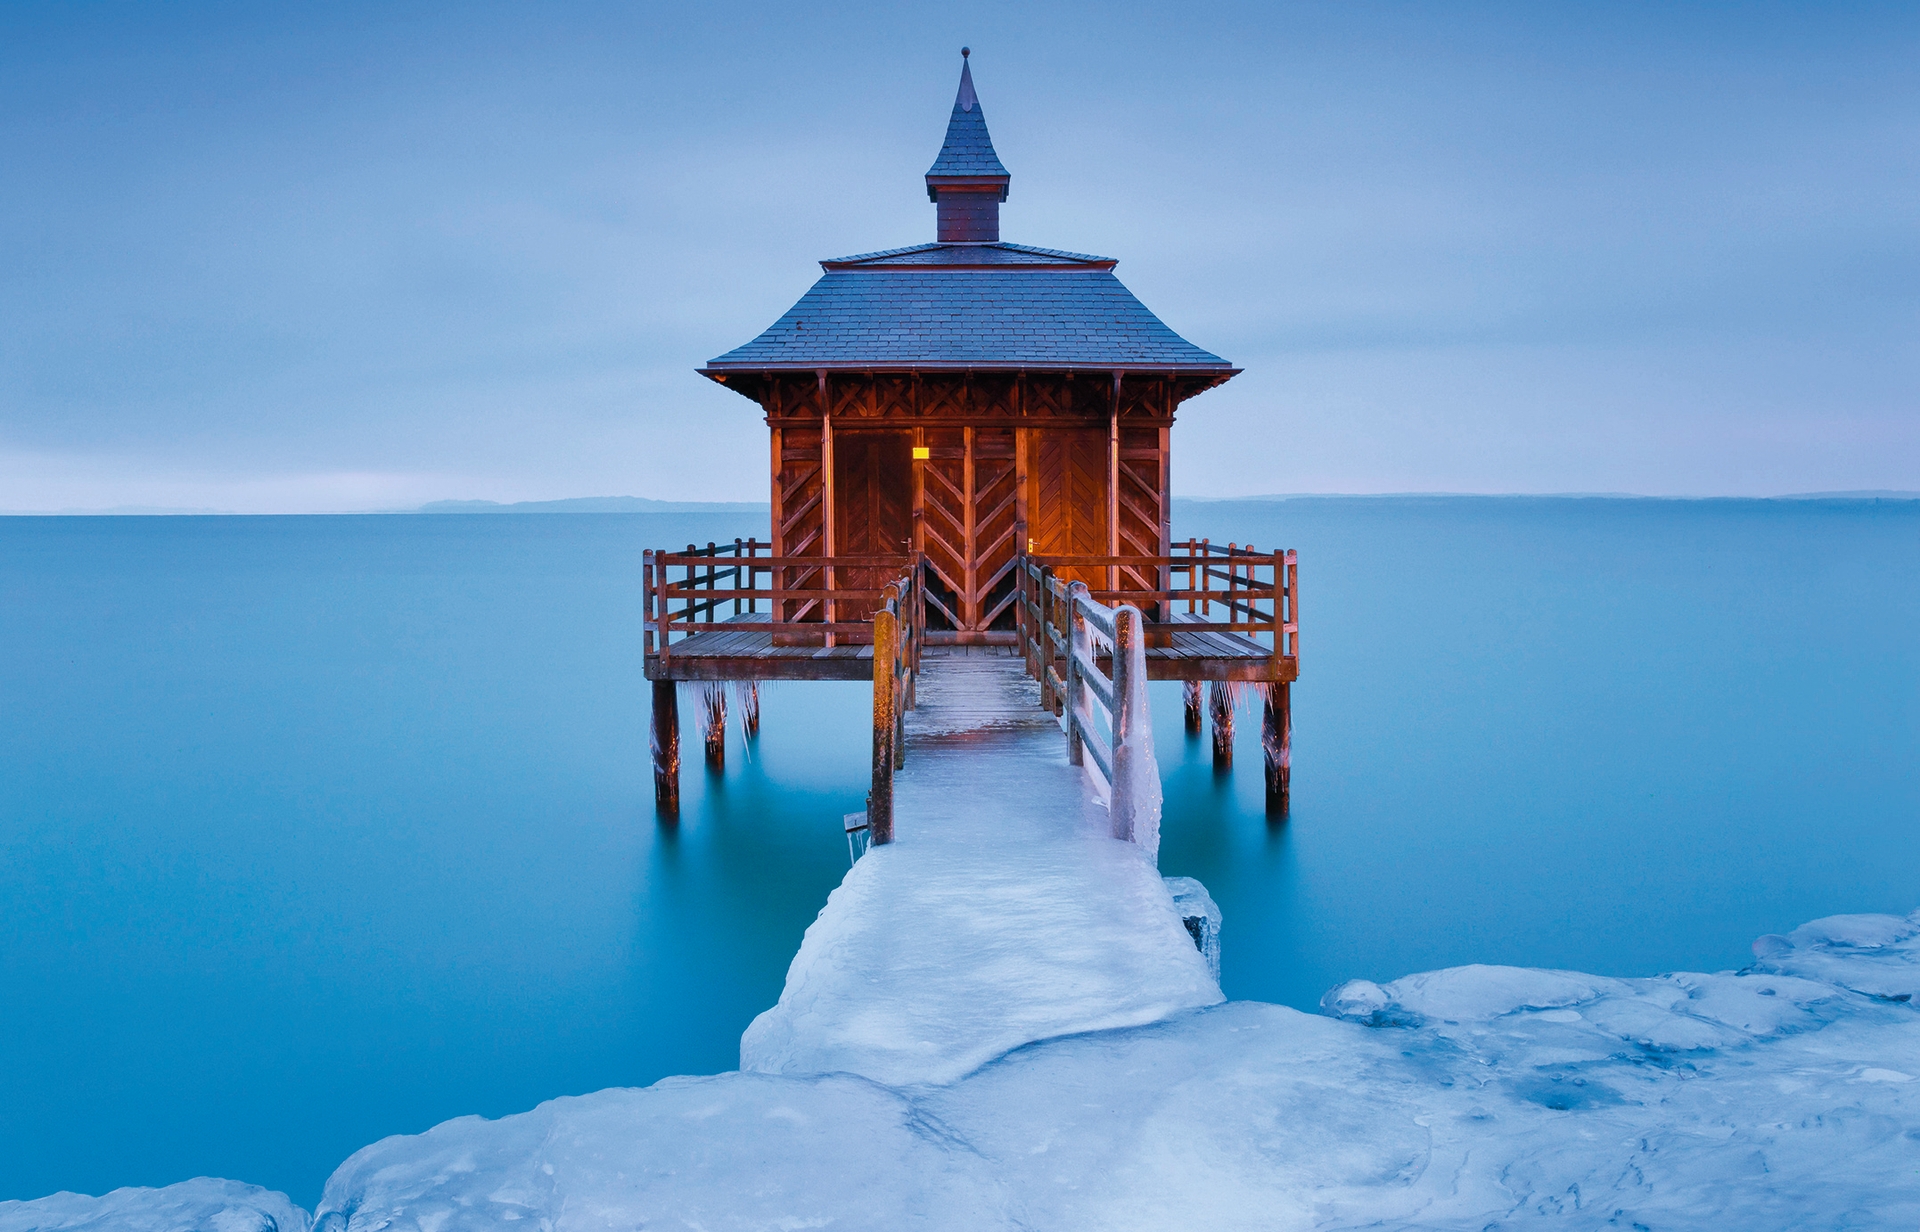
<box><xmin>1209</xmin><ymin>680</ymin><xmax>1234</xmax><ymax>768</ymax></box>
<box><xmin>1183</xmin><ymin>680</ymin><xmax>1202</xmax><ymax>733</ymax></box>
<box><xmin>651</xmin><ymin>679</ymin><xmax>680</xmax><ymax>818</ymax></box>
<box><xmin>700</xmin><ymin>683</ymin><xmax>726</xmax><ymax>768</ymax></box>
<box><xmin>1263</xmin><ymin>682</ymin><xmax>1291</xmax><ymax>815</ymax></box>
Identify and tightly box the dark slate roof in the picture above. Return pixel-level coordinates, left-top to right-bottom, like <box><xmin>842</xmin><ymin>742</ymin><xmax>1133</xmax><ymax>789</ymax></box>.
<box><xmin>925</xmin><ymin>58</ymin><xmax>1009</xmax><ymax>192</ymax></box>
<box><xmin>703</xmin><ymin>253</ymin><xmax>1233</xmax><ymax>373</ymax></box>
<box><xmin>822</xmin><ymin>242</ymin><xmax>1114</xmax><ymax>270</ymax></box>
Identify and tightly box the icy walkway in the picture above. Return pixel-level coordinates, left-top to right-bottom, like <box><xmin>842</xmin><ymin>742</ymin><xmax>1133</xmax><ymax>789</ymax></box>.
<box><xmin>739</xmin><ymin>649</ymin><xmax>1221</xmax><ymax>1087</ymax></box>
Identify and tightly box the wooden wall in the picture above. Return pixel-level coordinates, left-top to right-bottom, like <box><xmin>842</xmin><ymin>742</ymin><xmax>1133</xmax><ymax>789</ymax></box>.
<box><xmin>759</xmin><ymin>371</ymin><xmax>1202</xmax><ymax>636</ymax></box>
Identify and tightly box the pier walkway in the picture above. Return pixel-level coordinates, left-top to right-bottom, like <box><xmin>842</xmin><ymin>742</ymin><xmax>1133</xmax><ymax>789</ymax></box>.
<box><xmin>740</xmin><ymin>648</ymin><xmax>1222</xmax><ymax>1087</ymax></box>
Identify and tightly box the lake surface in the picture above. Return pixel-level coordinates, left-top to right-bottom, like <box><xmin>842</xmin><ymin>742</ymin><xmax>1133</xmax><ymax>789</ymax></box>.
<box><xmin>2</xmin><ymin>500</ymin><xmax>1915</xmax><ymax>1206</ymax></box>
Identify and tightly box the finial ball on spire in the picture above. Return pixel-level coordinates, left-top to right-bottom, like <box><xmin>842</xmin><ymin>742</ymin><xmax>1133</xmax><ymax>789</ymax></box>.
<box><xmin>961</xmin><ymin>47</ymin><xmax>969</xmax><ymax>58</ymax></box>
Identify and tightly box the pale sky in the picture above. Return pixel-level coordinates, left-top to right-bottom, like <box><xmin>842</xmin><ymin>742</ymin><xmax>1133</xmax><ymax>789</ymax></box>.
<box><xmin>2</xmin><ymin>1</ymin><xmax>1915</xmax><ymax>512</ymax></box>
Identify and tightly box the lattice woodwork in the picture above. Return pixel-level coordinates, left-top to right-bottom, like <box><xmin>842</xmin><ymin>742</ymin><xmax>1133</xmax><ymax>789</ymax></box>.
<box><xmin>755</xmin><ymin>371</ymin><xmax>1190</xmax><ymax>633</ymax></box>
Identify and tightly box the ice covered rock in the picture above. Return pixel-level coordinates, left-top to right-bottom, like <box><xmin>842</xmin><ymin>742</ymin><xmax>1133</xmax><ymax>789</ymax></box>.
<box><xmin>1162</xmin><ymin>875</ymin><xmax>1221</xmax><ymax>982</ymax></box>
<box><xmin>0</xmin><ymin>1180</ymin><xmax>308</xmax><ymax>1232</ymax></box>
<box><xmin>1751</xmin><ymin>908</ymin><xmax>1920</xmax><ymax>1001</ymax></box>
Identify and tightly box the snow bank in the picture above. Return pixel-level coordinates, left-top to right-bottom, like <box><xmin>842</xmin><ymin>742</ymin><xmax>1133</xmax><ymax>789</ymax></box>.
<box><xmin>312</xmin><ymin>1074</ymin><xmax>1011</xmax><ymax>1232</ymax></box>
<box><xmin>315</xmin><ymin>909</ymin><xmax>1920</xmax><ymax>1231</ymax></box>
<box><xmin>0</xmin><ymin>1180</ymin><xmax>308</xmax><ymax>1232</ymax></box>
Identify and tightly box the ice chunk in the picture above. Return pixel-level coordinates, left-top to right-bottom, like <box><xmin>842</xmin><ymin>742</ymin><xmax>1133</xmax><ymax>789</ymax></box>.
<box><xmin>1162</xmin><ymin>875</ymin><xmax>1221</xmax><ymax>983</ymax></box>
<box><xmin>1321</xmin><ymin>963</ymin><xmax>1629</xmax><ymax>1025</ymax></box>
<box><xmin>1750</xmin><ymin>908</ymin><xmax>1920</xmax><ymax>1001</ymax></box>
<box><xmin>0</xmin><ymin>1180</ymin><xmax>308</xmax><ymax>1232</ymax></box>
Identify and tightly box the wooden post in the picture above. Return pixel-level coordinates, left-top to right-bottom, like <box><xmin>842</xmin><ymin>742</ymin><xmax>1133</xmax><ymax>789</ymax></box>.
<box><xmin>1263</xmin><ymin>682</ymin><xmax>1291</xmax><ymax>816</ymax></box>
<box><xmin>1036</xmin><ymin>564</ymin><xmax>1052</xmax><ymax>710</ymax></box>
<box><xmin>705</xmin><ymin>542</ymin><xmax>718</xmax><ymax>623</ymax></box>
<box><xmin>1287</xmin><ymin>549</ymin><xmax>1299</xmax><ymax>664</ymax></box>
<box><xmin>651</xmin><ymin>679</ymin><xmax>680</xmax><ymax>818</ymax></box>
<box><xmin>818</xmin><ymin>371</ymin><xmax>835</xmax><ymax>648</ymax></box>
<box><xmin>1183</xmin><ymin>680</ymin><xmax>1202</xmax><ymax>733</ymax></box>
<box><xmin>655</xmin><ymin>552</ymin><xmax>672</xmax><ymax>671</ymax></box>
<box><xmin>1014</xmin><ymin>423</ymin><xmax>1030</xmax><ymax>561</ymax></box>
<box><xmin>1110</xmin><ymin>606</ymin><xmax>1136</xmax><ymax>842</ymax></box>
<box><xmin>1209</xmin><ymin>680</ymin><xmax>1234</xmax><ymax>769</ymax></box>
<box><xmin>1157</xmin><ymin>395</ymin><xmax>1172</xmax><ymax>618</ymax></box>
<box><xmin>642</xmin><ymin>549</ymin><xmax>655</xmax><ymax>657</ymax></box>
<box><xmin>870</xmin><ymin>598</ymin><xmax>897</xmax><ymax>844</ymax></box>
<box><xmin>1107</xmin><ymin>381</ymin><xmax>1121</xmax><ymax>595</ymax></box>
<box><xmin>1066</xmin><ymin>581</ymin><xmax>1089</xmax><ymax>766</ymax></box>
<box><xmin>912</xmin><ymin>424</ymin><xmax>926</xmax><ymax>564</ymax></box>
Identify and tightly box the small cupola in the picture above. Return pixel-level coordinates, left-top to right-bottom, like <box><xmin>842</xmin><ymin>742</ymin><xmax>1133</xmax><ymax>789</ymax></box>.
<box><xmin>924</xmin><ymin>48</ymin><xmax>1010</xmax><ymax>243</ymax></box>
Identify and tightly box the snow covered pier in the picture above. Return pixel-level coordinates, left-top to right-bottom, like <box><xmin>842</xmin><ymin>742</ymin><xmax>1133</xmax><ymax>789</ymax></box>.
<box><xmin>741</xmin><ymin>647</ymin><xmax>1221</xmax><ymax>1086</ymax></box>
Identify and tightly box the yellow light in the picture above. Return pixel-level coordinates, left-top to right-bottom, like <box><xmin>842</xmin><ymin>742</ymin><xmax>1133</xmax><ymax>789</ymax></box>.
<box><xmin>912</xmin><ymin>446</ymin><xmax>931</xmax><ymax>460</ymax></box>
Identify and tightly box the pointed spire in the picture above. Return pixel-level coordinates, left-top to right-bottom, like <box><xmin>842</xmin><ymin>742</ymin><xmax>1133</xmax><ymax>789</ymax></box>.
<box><xmin>925</xmin><ymin>48</ymin><xmax>1009</xmax><ymax>241</ymax></box>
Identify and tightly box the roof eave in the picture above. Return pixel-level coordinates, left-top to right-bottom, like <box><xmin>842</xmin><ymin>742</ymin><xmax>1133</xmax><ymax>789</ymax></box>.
<box><xmin>699</xmin><ymin>363</ymin><xmax>1240</xmax><ymax>377</ymax></box>
<box><xmin>924</xmin><ymin>174</ymin><xmax>1011</xmax><ymax>203</ymax></box>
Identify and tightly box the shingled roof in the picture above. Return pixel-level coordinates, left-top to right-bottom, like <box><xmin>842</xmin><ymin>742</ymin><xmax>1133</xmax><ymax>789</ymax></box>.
<box><xmin>701</xmin><ymin>53</ymin><xmax>1235</xmax><ymax>381</ymax></box>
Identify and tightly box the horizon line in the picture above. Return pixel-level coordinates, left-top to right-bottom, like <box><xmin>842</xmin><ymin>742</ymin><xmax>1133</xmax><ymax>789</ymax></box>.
<box><xmin>4</xmin><ymin>490</ymin><xmax>1918</xmax><ymax>517</ymax></box>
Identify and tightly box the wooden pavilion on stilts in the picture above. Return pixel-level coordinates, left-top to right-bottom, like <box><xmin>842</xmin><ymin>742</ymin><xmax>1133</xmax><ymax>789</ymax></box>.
<box><xmin>644</xmin><ymin>50</ymin><xmax>1299</xmax><ymax>827</ymax></box>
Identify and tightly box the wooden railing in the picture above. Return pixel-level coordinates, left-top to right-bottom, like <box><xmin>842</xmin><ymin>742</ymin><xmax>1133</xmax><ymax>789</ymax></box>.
<box><xmin>643</xmin><ymin>541</ymin><xmax>926</xmax><ymax>656</ymax></box>
<box><xmin>1016</xmin><ymin>541</ymin><xmax>1298</xmax><ymax>678</ymax></box>
<box><xmin>1022</xmin><ymin>578</ymin><xmax>1154</xmax><ymax>844</ymax></box>
<box><xmin>864</xmin><ymin>569</ymin><xmax>920</xmax><ymax>847</ymax></box>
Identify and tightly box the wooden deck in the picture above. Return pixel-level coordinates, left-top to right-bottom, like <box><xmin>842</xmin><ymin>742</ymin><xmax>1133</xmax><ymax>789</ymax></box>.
<box><xmin>645</xmin><ymin>613</ymin><xmax>1291</xmax><ymax>683</ymax></box>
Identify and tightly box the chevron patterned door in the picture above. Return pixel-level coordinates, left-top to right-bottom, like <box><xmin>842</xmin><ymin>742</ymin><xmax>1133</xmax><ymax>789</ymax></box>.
<box><xmin>1031</xmin><ymin>428</ymin><xmax>1108</xmax><ymax>587</ymax></box>
<box><xmin>833</xmin><ymin>431</ymin><xmax>913</xmax><ymax>600</ymax></box>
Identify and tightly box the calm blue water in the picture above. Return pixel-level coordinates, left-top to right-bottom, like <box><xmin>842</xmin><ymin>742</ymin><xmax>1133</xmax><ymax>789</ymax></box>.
<box><xmin>1</xmin><ymin>501</ymin><xmax>1915</xmax><ymax>1206</ymax></box>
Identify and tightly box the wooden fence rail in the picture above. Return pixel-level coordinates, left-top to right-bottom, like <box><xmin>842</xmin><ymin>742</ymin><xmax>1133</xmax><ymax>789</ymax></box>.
<box><xmin>1057</xmin><ymin>581</ymin><xmax>1152</xmax><ymax>845</ymax></box>
<box><xmin>864</xmin><ymin>568</ymin><xmax>921</xmax><ymax>847</ymax></box>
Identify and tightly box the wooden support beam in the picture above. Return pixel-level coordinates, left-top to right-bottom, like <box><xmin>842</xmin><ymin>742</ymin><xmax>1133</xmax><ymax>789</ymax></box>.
<box><xmin>1263</xmin><ymin>682</ymin><xmax>1291</xmax><ymax>816</ymax></box>
<box><xmin>870</xmin><ymin>602</ymin><xmax>898</xmax><ymax>844</ymax></box>
<box><xmin>651</xmin><ymin>679</ymin><xmax>680</xmax><ymax>818</ymax></box>
<box><xmin>1183</xmin><ymin>679</ymin><xmax>1203</xmax><ymax>734</ymax></box>
<box><xmin>820</xmin><ymin>371</ymin><xmax>836</xmax><ymax>648</ymax></box>
<box><xmin>963</xmin><ymin>424</ymin><xmax>977</xmax><ymax>628</ymax></box>
<box><xmin>1209</xmin><ymin>679</ymin><xmax>1234</xmax><ymax>769</ymax></box>
<box><xmin>1107</xmin><ymin>373</ymin><xmax>1122</xmax><ymax>594</ymax></box>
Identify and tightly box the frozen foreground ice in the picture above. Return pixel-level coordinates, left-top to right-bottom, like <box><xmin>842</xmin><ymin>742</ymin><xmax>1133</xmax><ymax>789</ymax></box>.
<box><xmin>0</xmin><ymin>1180</ymin><xmax>309</xmax><ymax>1232</ymax></box>
<box><xmin>314</xmin><ymin>910</ymin><xmax>1920</xmax><ymax>1230</ymax></box>
<box><xmin>8</xmin><ymin>657</ymin><xmax>1917</xmax><ymax>1228</ymax></box>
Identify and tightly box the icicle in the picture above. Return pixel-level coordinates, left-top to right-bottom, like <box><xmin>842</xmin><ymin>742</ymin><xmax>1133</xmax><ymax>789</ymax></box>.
<box><xmin>732</xmin><ymin>679</ymin><xmax>761</xmax><ymax>742</ymax></box>
<box><xmin>1120</xmin><ymin>607</ymin><xmax>1163</xmax><ymax>866</ymax></box>
<box><xmin>697</xmin><ymin>682</ymin><xmax>727</xmax><ymax>768</ymax></box>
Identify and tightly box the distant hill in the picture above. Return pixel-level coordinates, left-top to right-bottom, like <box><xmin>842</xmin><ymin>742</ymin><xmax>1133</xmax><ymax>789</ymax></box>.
<box><xmin>1774</xmin><ymin>490</ymin><xmax>1920</xmax><ymax>501</ymax></box>
<box><xmin>416</xmin><ymin>497</ymin><xmax>770</xmax><ymax>514</ymax></box>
